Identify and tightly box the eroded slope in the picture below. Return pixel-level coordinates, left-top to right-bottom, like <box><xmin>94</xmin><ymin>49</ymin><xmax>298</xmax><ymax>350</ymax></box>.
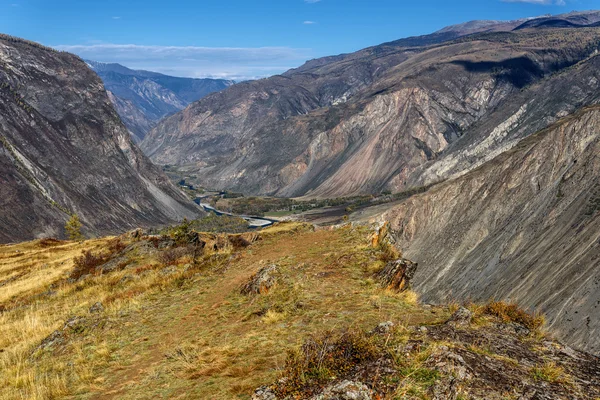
<box><xmin>143</xmin><ymin>24</ymin><xmax>600</xmax><ymax>198</ymax></box>
<box><xmin>382</xmin><ymin>105</ymin><xmax>600</xmax><ymax>355</ymax></box>
<box><xmin>0</xmin><ymin>35</ymin><xmax>200</xmax><ymax>243</ymax></box>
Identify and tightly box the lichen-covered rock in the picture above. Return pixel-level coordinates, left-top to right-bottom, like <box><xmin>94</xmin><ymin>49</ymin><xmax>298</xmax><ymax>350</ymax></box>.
<box><xmin>311</xmin><ymin>380</ymin><xmax>372</xmax><ymax>400</ymax></box>
<box><xmin>241</xmin><ymin>265</ymin><xmax>278</xmax><ymax>295</ymax></box>
<box><xmin>445</xmin><ymin>307</ymin><xmax>473</xmax><ymax>327</ymax></box>
<box><xmin>251</xmin><ymin>386</ymin><xmax>277</xmax><ymax>400</ymax></box>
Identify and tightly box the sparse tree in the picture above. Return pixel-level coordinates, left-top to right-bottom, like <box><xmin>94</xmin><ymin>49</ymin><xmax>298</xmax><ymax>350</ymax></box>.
<box><xmin>65</xmin><ymin>214</ymin><xmax>84</xmax><ymax>241</ymax></box>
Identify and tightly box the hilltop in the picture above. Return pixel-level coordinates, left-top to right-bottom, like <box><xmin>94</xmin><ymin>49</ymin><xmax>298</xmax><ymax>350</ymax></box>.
<box><xmin>1</xmin><ymin>221</ymin><xmax>598</xmax><ymax>399</ymax></box>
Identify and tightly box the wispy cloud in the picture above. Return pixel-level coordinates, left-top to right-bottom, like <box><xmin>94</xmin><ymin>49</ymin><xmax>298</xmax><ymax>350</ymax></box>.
<box><xmin>303</xmin><ymin>20</ymin><xmax>317</xmax><ymax>25</ymax></box>
<box><xmin>502</xmin><ymin>0</ymin><xmax>566</xmax><ymax>5</ymax></box>
<box><xmin>304</xmin><ymin>0</ymin><xmax>321</xmax><ymax>3</ymax></box>
<box><xmin>112</xmin><ymin>16</ymin><xmax>121</xmax><ymax>20</ymax></box>
<box><xmin>53</xmin><ymin>43</ymin><xmax>312</xmax><ymax>80</ymax></box>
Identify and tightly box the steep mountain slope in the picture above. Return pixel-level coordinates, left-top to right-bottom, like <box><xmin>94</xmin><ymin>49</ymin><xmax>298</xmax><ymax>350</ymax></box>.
<box><xmin>87</xmin><ymin>61</ymin><xmax>233</xmax><ymax>141</ymax></box>
<box><xmin>0</xmin><ymin>35</ymin><xmax>200</xmax><ymax>243</ymax></box>
<box><xmin>142</xmin><ymin>12</ymin><xmax>600</xmax><ymax>197</ymax></box>
<box><xmin>381</xmin><ymin>105</ymin><xmax>600</xmax><ymax>355</ymax></box>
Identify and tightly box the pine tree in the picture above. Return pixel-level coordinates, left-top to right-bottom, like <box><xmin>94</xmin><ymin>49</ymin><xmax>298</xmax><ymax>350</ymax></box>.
<box><xmin>65</xmin><ymin>214</ymin><xmax>84</xmax><ymax>241</ymax></box>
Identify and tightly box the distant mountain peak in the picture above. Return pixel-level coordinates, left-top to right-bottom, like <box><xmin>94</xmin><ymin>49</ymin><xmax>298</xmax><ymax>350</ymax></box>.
<box><xmin>87</xmin><ymin>60</ymin><xmax>234</xmax><ymax>141</ymax></box>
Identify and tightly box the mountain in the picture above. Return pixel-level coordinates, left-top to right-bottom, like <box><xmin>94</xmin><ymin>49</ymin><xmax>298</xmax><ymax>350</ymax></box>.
<box><xmin>87</xmin><ymin>60</ymin><xmax>233</xmax><ymax>142</ymax></box>
<box><xmin>141</xmin><ymin>11</ymin><xmax>600</xmax><ymax>197</ymax></box>
<box><xmin>379</xmin><ymin>103</ymin><xmax>600</xmax><ymax>355</ymax></box>
<box><xmin>0</xmin><ymin>34</ymin><xmax>201</xmax><ymax>243</ymax></box>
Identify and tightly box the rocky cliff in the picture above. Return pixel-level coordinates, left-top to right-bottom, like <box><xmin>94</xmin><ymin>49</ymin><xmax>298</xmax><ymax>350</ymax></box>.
<box><xmin>381</xmin><ymin>105</ymin><xmax>600</xmax><ymax>355</ymax></box>
<box><xmin>0</xmin><ymin>35</ymin><xmax>200</xmax><ymax>243</ymax></box>
<box><xmin>87</xmin><ymin>61</ymin><xmax>233</xmax><ymax>142</ymax></box>
<box><xmin>142</xmin><ymin>12</ymin><xmax>600</xmax><ymax>197</ymax></box>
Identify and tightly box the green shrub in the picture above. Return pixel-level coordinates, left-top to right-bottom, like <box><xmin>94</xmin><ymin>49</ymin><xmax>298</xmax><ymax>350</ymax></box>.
<box><xmin>65</xmin><ymin>214</ymin><xmax>84</xmax><ymax>241</ymax></box>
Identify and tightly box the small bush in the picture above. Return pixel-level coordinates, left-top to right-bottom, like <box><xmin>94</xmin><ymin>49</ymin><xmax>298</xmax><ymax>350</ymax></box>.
<box><xmin>158</xmin><ymin>249</ymin><xmax>181</xmax><ymax>266</ymax></box>
<box><xmin>107</xmin><ymin>238</ymin><xmax>126</xmax><ymax>254</ymax></box>
<box><xmin>482</xmin><ymin>301</ymin><xmax>545</xmax><ymax>331</ymax></box>
<box><xmin>70</xmin><ymin>250</ymin><xmax>107</xmax><ymax>279</ymax></box>
<box><xmin>275</xmin><ymin>328</ymin><xmax>382</xmax><ymax>397</ymax></box>
<box><xmin>531</xmin><ymin>362</ymin><xmax>568</xmax><ymax>383</ymax></box>
<box><xmin>157</xmin><ymin>246</ymin><xmax>195</xmax><ymax>266</ymax></box>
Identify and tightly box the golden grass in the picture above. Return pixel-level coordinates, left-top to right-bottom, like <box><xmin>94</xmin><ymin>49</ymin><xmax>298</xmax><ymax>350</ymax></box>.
<box><xmin>470</xmin><ymin>300</ymin><xmax>546</xmax><ymax>331</ymax></box>
<box><xmin>531</xmin><ymin>361</ymin><xmax>571</xmax><ymax>384</ymax></box>
<box><xmin>0</xmin><ymin>223</ymin><xmax>447</xmax><ymax>400</ymax></box>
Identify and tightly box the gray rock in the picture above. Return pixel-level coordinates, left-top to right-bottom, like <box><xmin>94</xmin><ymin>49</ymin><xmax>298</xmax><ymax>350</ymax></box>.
<box><xmin>372</xmin><ymin>321</ymin><xmax>394</xmax><ymax>335</ymax></box>
<box><xmin>251</xmin><ymin>386</ymin><xmax>277</xmax><ymax>400</ymax></box>
<box><xmin>446</xmin><ymin>307</ymin><xmax>473</xmax><ymax>327</ymax></box>
<box><xmin>89</xmin><ymin>302</ymin><xmax>104</xmax><ymax>314</ymax></box>
<box><xmin>312</xmin><ymin>380</ymin><xmax>372</xmax><ymax>400</ymax></box>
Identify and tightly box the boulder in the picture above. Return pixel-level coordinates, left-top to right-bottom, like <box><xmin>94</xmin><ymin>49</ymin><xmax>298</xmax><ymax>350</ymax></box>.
<box><xmin>445</xmin><ymin>307</ymin><xmax>473</xmax><ymax>327</ymax></box>
<box><xmin>251</xmin><ymin>386</ymin><xmax>277</xmax><ymax>400</ymax></box>
<box><xmin>376</xmin><ymin>259</ymin><xmax>417</xmax><ymax>292</ymax></box>
<box><xmin>241</xmin><ymin>265</ymin><xmax>278</xmax><ymax>295</ymax></box>
<box><xmin>312</xmin><ymin>380</ymin><xmax>372</xmax><ymax>400</ymax></box>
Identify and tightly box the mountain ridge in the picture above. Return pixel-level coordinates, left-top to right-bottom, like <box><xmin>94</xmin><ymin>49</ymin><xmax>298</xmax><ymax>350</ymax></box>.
<box><xmin>0</xmin><ymin>34</ymin><xmax>201</xmax><ymax>243</ymax></box>
<box><xmin>142</xmin><ymin>19</ymin><xmax>600</xmax><ymax>198</ymax></box>
<box><xmin>87</xmin><ymin>60</ymin><xmax>234</xmax><ymax>142</ymax></box>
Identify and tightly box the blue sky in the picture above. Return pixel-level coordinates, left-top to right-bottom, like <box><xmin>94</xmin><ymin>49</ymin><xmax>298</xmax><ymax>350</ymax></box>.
<box><xmin>1</xmin><ymin>0</ymin><xmax>598</xmax><ymax>80</ymax></box>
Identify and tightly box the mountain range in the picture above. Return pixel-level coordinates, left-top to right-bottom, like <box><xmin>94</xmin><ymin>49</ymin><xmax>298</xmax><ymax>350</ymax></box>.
<box><xmin>87</xmin><ymin>60</ymin><xmax>233</xmax><ymax>142</ymax></box>
<box><xmin>0</xmin><ymin>10</ymin><xmax>599</xmax><ymax>357</ymax></box>
<box><xmin>141</xmin><ymin>11</ymin><xmax>600</xmax><ymax>198</ymax></box>
<box><xmin>137</xmin><ymin>11</ymin><xmax>600</xmax><ymax>354</ymax></box>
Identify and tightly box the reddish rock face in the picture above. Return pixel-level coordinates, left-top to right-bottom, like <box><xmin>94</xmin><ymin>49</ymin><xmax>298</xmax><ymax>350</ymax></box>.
<box><xmin>0</xmin><ymin>35</ymin><xmax>201</xmax><ymax>243</ymax></box>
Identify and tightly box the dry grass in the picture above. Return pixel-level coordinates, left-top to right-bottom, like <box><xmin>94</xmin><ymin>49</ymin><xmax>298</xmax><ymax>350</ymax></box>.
<box><xmin>478</xmin><ymin>300</ymin><xmax>546</xmax><ymax>331</ymax></box>
<box><xmin>531</xmin><ymin>361</ymin><xmax>571</xmax><ymax>384</ymax></box>
<box><xmin>0</xmin><ymin>223</ymin><xmax>447</xmax><ymax>400</ymax></box>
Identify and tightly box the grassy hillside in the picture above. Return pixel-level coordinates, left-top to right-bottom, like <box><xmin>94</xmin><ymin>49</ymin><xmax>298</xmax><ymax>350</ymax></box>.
<box><xmin>0</xmin><ymin>223</ymin><xmax>597</xmax><ymax>399</ymax></box>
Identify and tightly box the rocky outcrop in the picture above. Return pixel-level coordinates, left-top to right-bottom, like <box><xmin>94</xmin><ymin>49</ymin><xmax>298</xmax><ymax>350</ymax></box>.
<box><xmin>241</xmin><ymin>264</ymin><xmax>278</xmax><ymax>295</ymax></box>
<box><xmin>0</xmin><ymin>35</ymin><xmax>201</xmax><ymax>243</ymax></box>
<box><xmin>382</xmin><ymin>105</ymin><xmax>600</xmax><ymax>355</ymax></box>
<box><xmin>376</xmin><ymin>259</ymin><xmax>417</xmax><ymax>292</ymax></box>
<box><xmin>87</xmin><ymin>61</ymin><xmax>233</xmax><ymax>141</ymax></box>
<box><xmin>143</xmin><ymin>14</ymin><xmax>600</xmax><ymax>198</ymax></box>
<box><xmin>254</xmin><ymin>318</ymin><xmax>600</xmax><ymax>399</ymax></box>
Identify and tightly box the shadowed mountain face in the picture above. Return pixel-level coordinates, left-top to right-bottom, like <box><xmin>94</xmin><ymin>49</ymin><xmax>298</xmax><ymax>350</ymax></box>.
<box><xmin>0</xmin><ymin>35</ymin><xmax>201</xmax><ymax>243</ymax></box>
<box><xmin>143</xmin><ymin>18</ymin><xmax>600</xmax><ymax>197</ymax></box>
<box><xmin>87</xmin><ymin>61</ymin><xmax>233</xmax><ymax>142</ymax></box>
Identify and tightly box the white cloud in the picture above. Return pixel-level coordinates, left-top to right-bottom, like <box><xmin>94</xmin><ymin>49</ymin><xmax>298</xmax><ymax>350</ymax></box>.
<box><xmin>53</xmin><ymin>43</ymin><xmax>312</xmax><ymax>80</ymax></box>
<box><xmin>304</xmin><ymin>0</ymin><xmax>321</xmax><ymax>3</ymax></box>
<box><xmin>502</xmin><ymin>0</ymin><xmax>565</xmax><ymax>5</ymax></box>
<box><xmin>303</xmin><ymin>20</ymin><xmax>317</xmax><ymax>25</ymax></box>
<box><xmin>112</xmin><ymin>16</ymin><xmax>121</xmax><ymax>20</ymax></box>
